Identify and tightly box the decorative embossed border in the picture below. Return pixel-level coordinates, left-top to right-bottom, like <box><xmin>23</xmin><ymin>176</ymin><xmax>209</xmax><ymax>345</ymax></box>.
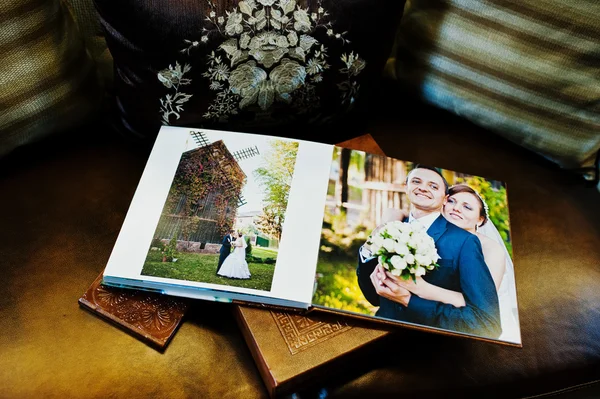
<box><xmin>79</xmin><ymin>274</ymin><xmax>188</xmax><ymax>349</ymax></box>
<box><xmin>271</xmin><ymin>311</ymin><xmax>352</xmax><ymax>355</ymax></box>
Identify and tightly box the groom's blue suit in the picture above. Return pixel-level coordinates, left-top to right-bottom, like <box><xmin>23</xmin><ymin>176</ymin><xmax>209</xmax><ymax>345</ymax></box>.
<box><xmin>357</xmin><ymin>215</ymin><xmax>502</xmax><ymax>338</ymax></box>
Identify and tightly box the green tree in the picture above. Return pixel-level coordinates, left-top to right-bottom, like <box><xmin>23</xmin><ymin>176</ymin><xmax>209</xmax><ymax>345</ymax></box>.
<box><xmin>245</xmin><ymin>237</ymin><xmax>253</xmax><ymax>261</ymax></box>
<box><xmin>162</xmin><ymin>234</ymin><xmax>179</xmax><ymax>262</ymax></box>
<box><xmin>339</xmin><ymin>147</ymin><xmax>351</xmax><ymax>218</ymax></box>
<box><xmin>333</xmin><ymin>149</ymin><xmax>365</xmax><ymax>225</ymax></box>
<box><xmin>254</xmin><ymin>140</ymin><xmax>299</xmax><ymax>240</ymax></box>
<box><xmin>456</xmin><ymin>176</ymin><xmax>512</xmax><ymax>256</ymax></box>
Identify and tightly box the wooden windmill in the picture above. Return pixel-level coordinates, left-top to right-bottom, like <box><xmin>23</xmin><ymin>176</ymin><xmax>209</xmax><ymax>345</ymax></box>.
<box><xmin>153</xmin><ymin>131</ymin><xmax>263</xmax><ymax>244</ymax></box>
<box><xmin>190</xmin><ymin>131</ymin><xmax>260</xmax><ymax>207</ymax></box>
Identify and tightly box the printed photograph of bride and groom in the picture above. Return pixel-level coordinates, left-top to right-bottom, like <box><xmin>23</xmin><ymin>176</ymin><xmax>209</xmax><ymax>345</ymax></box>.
<box><xmin>140</xmin><ymin>131</ymin><xmax>299</xmax><ymax>292</ymax></box>
<box><xmin>312</xmin><ymin>148</ymin><xmax>521</xmax><ymax>344</ymax></box>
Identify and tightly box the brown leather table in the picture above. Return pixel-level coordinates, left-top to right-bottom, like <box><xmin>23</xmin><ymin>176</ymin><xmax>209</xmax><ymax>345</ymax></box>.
<box><xmin>1</xmin><ymin>90</ymin><xmax>599</xmax><ymax>398</ymax></box>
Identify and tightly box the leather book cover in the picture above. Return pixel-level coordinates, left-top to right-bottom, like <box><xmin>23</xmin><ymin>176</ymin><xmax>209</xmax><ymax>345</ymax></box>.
<box><xmin>234</xmin><ymin>134</ymin><xmax>392</xmax><ymax>398</ymax></box>
<box><xmin>78</xmin><ymin>273</ymin><xmax>188</xmax><ymax>350</ymax></box>
<box><xmin>234</xmin><ymin>305</ymin><xmax>390</xmax><ymax>398</ymax></box>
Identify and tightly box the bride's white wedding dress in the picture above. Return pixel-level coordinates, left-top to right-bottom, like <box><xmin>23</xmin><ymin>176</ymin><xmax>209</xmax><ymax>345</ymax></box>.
<box><xmin>217</xmin><ymin>237</ymin><xmax>251</xmax><ymax>279</ymax></box>
<box><xmin>479</xmin><ymin>222</ymin><xmax>521</xmax><ymax>343</ymax></box>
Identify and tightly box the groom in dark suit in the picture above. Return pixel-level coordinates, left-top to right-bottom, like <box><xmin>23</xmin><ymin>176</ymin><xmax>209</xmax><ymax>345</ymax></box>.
<box><xmin>357</xmin><ymin>166</ymin><xmax>501</xmax><ymax>338</ymax></box>
<box><xmin>217</xmin><ymin>230</ymin><xmax>235</xmax><ymax>274</ymax></box>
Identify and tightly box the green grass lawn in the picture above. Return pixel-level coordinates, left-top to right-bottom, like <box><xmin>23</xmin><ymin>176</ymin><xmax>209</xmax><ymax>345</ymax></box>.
<box><xmin>313</xmin><ymin>254</ymin><xmax>377</xmax><ymax>316</ymax></box>
<box><xmin>141</xmin><ymin>249</ymin><xmax>276</xmax><ymax>291</ymax></box>
<box><xmin>251</xmin><ymin>247</ymin><xmax>278</xmax><ymax>259</ymax></box>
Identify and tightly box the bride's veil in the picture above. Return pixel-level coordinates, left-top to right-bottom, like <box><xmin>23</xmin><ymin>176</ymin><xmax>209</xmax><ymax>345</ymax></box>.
<box><xmin>478</xmin><ymin>219</ymin><xmax>520</xmax><ymax>340</ymax></box>
<box><xmin>241</xmin><ymin>235</ymin><xmax>248</xmax><ymax>249</ymax></box>
<box><xmin>478</xmin><ymin>221</ymin><xmax>515</xmax><ymax>295</ymax></box>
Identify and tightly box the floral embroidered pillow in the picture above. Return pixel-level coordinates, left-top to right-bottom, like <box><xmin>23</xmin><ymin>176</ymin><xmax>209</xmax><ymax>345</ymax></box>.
<box><xmin>94</xmin><ymin>0</ymin><xmax>404</xmax><ymax>139</ymax></box>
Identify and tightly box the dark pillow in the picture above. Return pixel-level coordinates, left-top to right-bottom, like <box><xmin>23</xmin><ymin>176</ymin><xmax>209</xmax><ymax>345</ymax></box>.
<box><xmin>66</xmin><ymin>0</ymin><xmax>114</xmax><ymax>87</ymax></box>
<box><xmin>94</xmin><ymin>0</ymin><xmax>404</xmax><ymax>140</ymax></box>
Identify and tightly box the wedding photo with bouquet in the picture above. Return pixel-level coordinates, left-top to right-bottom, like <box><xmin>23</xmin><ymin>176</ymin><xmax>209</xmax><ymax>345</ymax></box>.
<box><xmin>312</xmin><ymin>149</ymin><xmax>521</xmax><ymax>345</ymax></box>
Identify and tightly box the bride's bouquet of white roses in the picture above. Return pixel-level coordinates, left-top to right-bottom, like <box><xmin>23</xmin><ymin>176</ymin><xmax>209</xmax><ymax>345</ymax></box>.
<box><xmin>367</xmin><ymin>221</ymin><xmax>440</xmax><ymax>281</ymax></box>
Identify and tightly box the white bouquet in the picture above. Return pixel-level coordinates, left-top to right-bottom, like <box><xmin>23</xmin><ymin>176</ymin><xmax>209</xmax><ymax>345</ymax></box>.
<box><xmin>366</xmin><ymin>221</ymin><xmax>440</xmax><ymax>281</ymax></box>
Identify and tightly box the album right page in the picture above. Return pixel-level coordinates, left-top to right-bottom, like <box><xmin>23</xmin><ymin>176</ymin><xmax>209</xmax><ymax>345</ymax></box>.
<box><xmin>311</xmin><ymin>149</ymin><xmax>521</xmax><ymax>346</ymax></box>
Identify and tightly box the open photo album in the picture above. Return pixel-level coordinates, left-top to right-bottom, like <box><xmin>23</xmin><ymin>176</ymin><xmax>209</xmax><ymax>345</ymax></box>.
<box><xmin>103</xmin><ymin>126</ymin><xmax>521</xmax><ymax>346</ymax></box>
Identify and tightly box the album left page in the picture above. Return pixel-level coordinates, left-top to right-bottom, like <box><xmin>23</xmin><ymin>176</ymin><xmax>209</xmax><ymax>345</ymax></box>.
<box><xmin>103</xmin><ymin>126</ymin><xmax>333</xmax><ymax>309</ymax></box>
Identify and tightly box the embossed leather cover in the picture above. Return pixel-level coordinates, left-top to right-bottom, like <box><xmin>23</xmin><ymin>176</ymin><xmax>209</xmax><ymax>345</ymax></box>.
<box><xmin>234</xmin><ymin>306</ymin><xmax>389</xmax><ymax>397</ymax></box>
<box><xmin>234</xmin><ymin>134</ymin><xmax>390</xmax><ymax>397</ymax></box>
<box><xmin>79</xmin><ymin>273</ymin><xmax>188</xmax><ymax>350</ymax></box>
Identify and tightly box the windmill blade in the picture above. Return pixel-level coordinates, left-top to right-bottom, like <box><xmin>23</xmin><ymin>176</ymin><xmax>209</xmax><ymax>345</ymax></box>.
<box><xmin>232</xmin><ymin>146</ymin><xmax>260</xmax><ymax>161</ymax></box>
<box><xmin>190</xmin><ymin>131</ymin><xmax>211</xmax><ymax>148</ymax></box>
<box><xmin>237</xmin><ymin>195</ymin><xmax>247</xmax><ymax>208</ymax></box>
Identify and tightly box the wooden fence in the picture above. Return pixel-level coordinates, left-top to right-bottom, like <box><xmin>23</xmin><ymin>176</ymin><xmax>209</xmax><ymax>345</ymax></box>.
<box><xmin>363</xmin><ymin>153</ymin><xmax>408</xmax><ymax>226</ymax></box>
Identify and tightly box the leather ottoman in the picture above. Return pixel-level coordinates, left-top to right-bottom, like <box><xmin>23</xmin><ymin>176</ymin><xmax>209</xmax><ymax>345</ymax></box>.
<box><xmin>1</xmin><ymin>87</ymin><xmax>599</xmax><ymax>398</ymax></box>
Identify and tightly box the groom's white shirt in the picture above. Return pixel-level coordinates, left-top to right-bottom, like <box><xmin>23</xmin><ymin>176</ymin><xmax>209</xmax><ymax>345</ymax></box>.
<box><xmin>359</xmin><ymin>211</ymin><xmax>441</xmax><ymax>263</ymax></box>
<box><xmin>408</xmin><ymin>211</ymin><xmax>440</xmax><ymax>231</ymax></box>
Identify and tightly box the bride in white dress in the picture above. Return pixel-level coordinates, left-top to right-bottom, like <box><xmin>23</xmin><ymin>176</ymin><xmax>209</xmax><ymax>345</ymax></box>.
<box><xmin>390</xmin><ymin>184</ymin><xmax>520</xmax><ymax>343</ymax></box>
<box><xmin>477</xmin><ymin>214</ymin><xmax>520</xmax><ymax>343</ymax></box>
<box><xmin>442</xmin><ymin>184</ymin><xmax>520</xmax><ymax>342</ymax></box>
<box><xmin>217</xmin><ymin>233</ymin><xmax>251</xmax><ymax>279</ymax></box>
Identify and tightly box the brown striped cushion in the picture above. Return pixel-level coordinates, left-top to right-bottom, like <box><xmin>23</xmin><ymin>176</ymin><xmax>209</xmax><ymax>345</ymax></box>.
<box><xmin>392</xmin><ymin>0</ymin><xmax>600</xmax><ymax>176</ymax></box>
<box><xmin>0</xmin><ymin>0</ymin><xmax>103</xmax><ymax>158</ymax></box>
